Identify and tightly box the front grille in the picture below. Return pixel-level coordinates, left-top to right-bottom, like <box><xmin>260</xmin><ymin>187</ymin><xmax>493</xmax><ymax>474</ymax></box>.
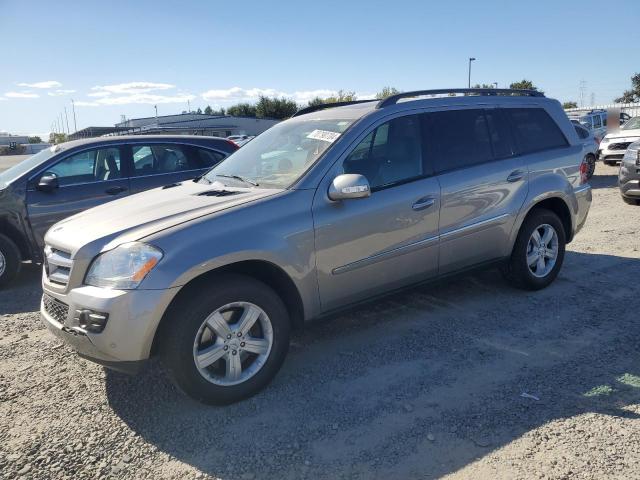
<box><xmin>604</xmin><ymin>154</ymin><xmax>624</xmax><ymax>160</ymax></box>
<box><xmin>43</xmin><ymin>294</ymin><xmax>69</xmax><ymax>325</ymax></box>
<box><xmin>44</xmin><ymin>246</ymin><xmax>73</xmax><ymax>286</ymax></box>
<box><xmin>610</xmin><ymin>142</ymin><xmax>632</xmax><ymax>151</ymax></box>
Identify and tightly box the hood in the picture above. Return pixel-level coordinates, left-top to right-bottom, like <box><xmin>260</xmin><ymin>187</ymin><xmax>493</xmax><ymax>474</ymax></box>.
<box><xmin>604</xmin><ymin>128</ymin><xmax>640</xmax><ymax>141</ymax></box>
<box><xmin>45</xmin><ymin>181</ymin><xmax>282</xmax><ymax>257</ymax></box>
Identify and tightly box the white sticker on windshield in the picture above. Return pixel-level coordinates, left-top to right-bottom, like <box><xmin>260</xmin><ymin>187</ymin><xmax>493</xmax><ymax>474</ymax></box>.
<box><xmin>307</xmin><ymin>129</ymin><xmax>340</xmax><ymax>143</ymax></box>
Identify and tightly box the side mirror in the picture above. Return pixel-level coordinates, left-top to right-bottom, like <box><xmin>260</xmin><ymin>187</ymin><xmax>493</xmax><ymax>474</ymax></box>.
<box><xmin>37</xmin><ymin>174</ymin><xmax>59</xmax><ymax>193</ymax></box>
<box><xmin>328</xmin><ymin>174</ymin><xmax>371</xmax><ymax>201</ymax></box>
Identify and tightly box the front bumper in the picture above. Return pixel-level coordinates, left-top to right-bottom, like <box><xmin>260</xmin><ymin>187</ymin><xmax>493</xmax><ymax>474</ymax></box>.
<box><xmin>619</xmin><ymin>162</ymin><xmax>640</xmax><ymax>198</ymax></box>
<box><xmin>41</xmin><ymin>282</ymin><xmax>181</xmax><ymax>370</ymax></box>
<box><xmin>598</xmin><ymin>138</ymin><xmax>640</xmax><ymax>162</ymax></box>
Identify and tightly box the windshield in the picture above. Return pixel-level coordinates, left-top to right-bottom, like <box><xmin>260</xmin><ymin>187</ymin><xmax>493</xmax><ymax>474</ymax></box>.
<box><xmin>0</xmin><ymin>146</ymin><xmax>58</xmax><ymax>184</ymax></box>
<box><xmin>622</xmin><ymin>117</ymin><xmax>640</xmax><ymax>130</ymax></box>
<box><xmin>202</xmin><ymin>116</ymin><xmax>358</xmax><ymax>188</ymax></box>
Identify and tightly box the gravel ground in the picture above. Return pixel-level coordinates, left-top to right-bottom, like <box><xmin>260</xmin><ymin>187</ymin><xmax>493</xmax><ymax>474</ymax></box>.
<box><xmin>1</xmin><ymin>163</ymin><xmax>639</xmax><ymax>480</ymax></box>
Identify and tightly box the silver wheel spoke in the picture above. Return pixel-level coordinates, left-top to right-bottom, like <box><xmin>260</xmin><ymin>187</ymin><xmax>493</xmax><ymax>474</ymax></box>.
<box><xmin>196</xmin><ymin>344</ymin><xmax>227</xmax><ymax>368</ymax></box>
<box><xmin>531</xmin><ymin>230</ymin><xmax>542</xmax><ymax>247</ymax></box>
<box><xmin>527</xmin><ymin>252</ymin><xmax>539</xmax><ymax>266</ymax></box>
<box><xmin>541</xmin><ymin>226</ymin><xmax>554</xmax><ymax>245</ymax></box>
<box><xmin>205</xmin><ymin>311</ymin><xmax>232</xmax><ymax>338</ymax></box>
<box><xmin>536</xmin><ymin>256</ymin><xmax>546</xmax><ymax>272</ymax></box>
<box><xmin>237</xmin><ymin>305</ymin><xmax>261</xmax><ymax>335</ymax></box>
<box><xmin>226</xmin><ymin>352</ymin><xmax>242</xmax><ymax>380</ymax></box>
<box><xmin>544</xmin><ymin>247</ymin><xmax>557</xmax><ymax>259</ymax></box>
<box><xmin>243</xmin><ymin>337</ymin><xmax>270</xmax><ymax>355</ymax></box>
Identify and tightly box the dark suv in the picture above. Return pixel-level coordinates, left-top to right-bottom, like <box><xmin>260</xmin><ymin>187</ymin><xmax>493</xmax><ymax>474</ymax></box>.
<box><xmin>0</xmin><ymin>135</ymin><xmax>237</xmax><ymax>286</ymax></box>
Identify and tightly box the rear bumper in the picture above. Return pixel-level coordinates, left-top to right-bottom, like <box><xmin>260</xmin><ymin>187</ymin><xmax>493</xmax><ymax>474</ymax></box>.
<box><xmin>573</xmin><ymin>184</ymin><xmax>592</xmax><ymax>237</ymax></box>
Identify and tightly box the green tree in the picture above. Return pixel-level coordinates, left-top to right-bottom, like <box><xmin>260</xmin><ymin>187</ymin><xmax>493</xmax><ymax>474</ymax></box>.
<box><xmin>48</xmin><ymin>132</ymin><xmax>67</xmax><ymax>144</ymax></box>
<box><xmin>227</xmin><ymin>103</ymin><xmax>257</xmax><ymax>117</ymax></box>
<box><xmin>323</xmin><ymin>90</ymin><xmax>357</xmax><ymax>103</ymax></box>
<box><xmin>307</xmin><ymin>97</ymin><xmax>326</xmax><ymax>107</ymax></box>
<box><xmin>615</xmin><ymin>73</ymin><xmax>640</xmax><ymax>103</ymax></box>
<box><xmin>562</xmin><ymin>101</ymin><xmax>578</xmax><ymax>109</ymax></box>
<box><xmin>28</xmin><ymin>136</ymin><xmax>43</xmax><ymax>144</ymax></box>
<box><xmin>204</xmin><ymin>105</ymin><xmax>213</xmax><ymax>115</ymax></box>
<box><xmin>509</xmin><ymin>79</ymin><xmax>539</xmax><ymax>91</ymax></box>
<box><xmin>472</xmin><ymin>83</ymin><xmax>496</xmax><ymax>89</ymax></box>
<box><xmin>375</xmin><ymin>86</ymin><xmax>400</xmax><ymax>99</ymax></box>
<box><xmin>255</xmin><ymin>96</ymin><xmax>298</xmax><ymax>119</ymax></box>
<box><xmin>196</xmin><ymin>107</ymin><xmax>202</xmax><ymax>114</ymax></box>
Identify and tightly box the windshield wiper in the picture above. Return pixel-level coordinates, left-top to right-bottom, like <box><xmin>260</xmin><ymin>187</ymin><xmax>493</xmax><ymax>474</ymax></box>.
<box><xmin>193</xmin><ymin>173</ymin><xmax>211</xmax><ymax>184</ymax></box>
<box><xmin>215</xmin><ymin>174</ymin><xmax>259</xmax><ymax>187</ymax></box>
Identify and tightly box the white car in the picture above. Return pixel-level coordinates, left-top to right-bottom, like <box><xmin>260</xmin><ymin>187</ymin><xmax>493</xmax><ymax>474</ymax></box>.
<box><xmin>568</xmin><ymin>110</ymin><xmax>608</xmax><ymax>142</ymax></box>
<box><xmin>598</xmin><ymin>116</ymin><xmax>640</xmax><ymax>166</ymax></box>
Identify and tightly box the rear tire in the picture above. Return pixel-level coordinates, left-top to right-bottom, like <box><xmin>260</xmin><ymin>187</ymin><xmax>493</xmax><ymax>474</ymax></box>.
<box><xmin>0</xmin><ymin>234</ymin><xmax>21</xmax><ymax>288</ymax></box>
<box><xmin>159</xmin><ymin>274</ymin><xmax>290</xmax><ymax>405</ymax></box>
<box><xmin>622</xmin><ymin>196</ymin><xmax>640</xmax><ymax>206</ymax></box>
<box><xmin>501</xmin><ymin>209</ymin><xmax>566</xmax><ymax>291</ymax></box>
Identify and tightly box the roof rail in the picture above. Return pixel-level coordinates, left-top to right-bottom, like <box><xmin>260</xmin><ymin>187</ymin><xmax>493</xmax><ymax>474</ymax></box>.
<box><xmin>292</xmin><ymin>99</ymin><xmax>377</xmax><ymax>117</ymax></box>
<box><xmin>376</xmin><ymin>88</ymin><xmax>544</xmax><ymax>108</ymax></box>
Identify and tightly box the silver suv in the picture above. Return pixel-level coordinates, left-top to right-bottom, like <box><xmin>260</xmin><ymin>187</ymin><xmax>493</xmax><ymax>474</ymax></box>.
<box><xmin>41</xmin><ymin>89</ymin><xmax>592</xmax><ymax>404</ymax></box>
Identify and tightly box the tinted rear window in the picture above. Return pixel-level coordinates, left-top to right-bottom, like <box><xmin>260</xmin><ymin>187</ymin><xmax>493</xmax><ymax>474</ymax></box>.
<box><xmin>574</xmin><ymin>125</ymin><xmax>589</xmax><ymax>139</ymax></box>
<box><xmin>427</xmin><ymin>109</ymin><xmax>493</xmax><ymax>172</ymax></box>
<box><xmin>505</xmin><ymin>108</ymin><xmax>568</xmax><ymax>154</ymax></box>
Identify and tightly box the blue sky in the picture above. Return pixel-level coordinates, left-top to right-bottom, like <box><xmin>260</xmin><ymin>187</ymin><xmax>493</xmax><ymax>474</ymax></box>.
<box><xmin>1</xmin><ymin>0</ymin><xmax>638</xmax><ymax>138</ymax></box>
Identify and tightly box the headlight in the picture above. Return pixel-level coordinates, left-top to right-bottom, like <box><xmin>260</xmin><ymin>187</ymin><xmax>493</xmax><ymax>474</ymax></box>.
<box><xmin>601</xmin><ymin>137</ymin><xmax>610</xmax><ymax>144</ymax></box>
<box><xmin>85</xmin><ymin>242</ymin><xmax>163</xmax><ymax>289</ymax></box>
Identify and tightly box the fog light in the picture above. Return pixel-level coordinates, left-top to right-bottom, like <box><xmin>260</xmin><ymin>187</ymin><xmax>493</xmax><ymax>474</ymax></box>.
<box><xmin>74</xmin><ymin>309</ymin><xmax>109</xmax><ymax>333</ymax></box>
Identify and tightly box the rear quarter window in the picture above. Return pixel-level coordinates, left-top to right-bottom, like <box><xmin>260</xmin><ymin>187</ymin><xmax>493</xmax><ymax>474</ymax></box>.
<box><xmin>505</xmin><ymin>108</ymin><xmax>568</xmax><ymax>154</ymax></box>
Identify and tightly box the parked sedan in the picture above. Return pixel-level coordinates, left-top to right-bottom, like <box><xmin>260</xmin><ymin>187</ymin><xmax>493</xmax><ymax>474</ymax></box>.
<box><xmin>0</xmin><ymin>135</ymin><xmax>237</xmax><ymax>286</ymax></box>
<box><xmin>619</xmin><ymin>140</ymin><xmax>640</xmax><ymax>205</ymax></box>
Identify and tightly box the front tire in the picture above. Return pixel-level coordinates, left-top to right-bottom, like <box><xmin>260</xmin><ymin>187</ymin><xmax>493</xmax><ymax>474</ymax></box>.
<box><xmin>622</xmin><ymin>196</ymin><xmax>640</xmax><ymax>206</ymax></box>
<box><xmin>0</xmin><ymin>234</ymin><xmax>21</xmax><ymax>288</ymax></box>
<box><xmin>502</xmin><ymin>209</ymin><xmax>566</xmax><ymax>290</ymax></box>
<box><xmin>159</xmin><ymin>274</ymin><xmax>290</xmax><ymax>405</ymax></box>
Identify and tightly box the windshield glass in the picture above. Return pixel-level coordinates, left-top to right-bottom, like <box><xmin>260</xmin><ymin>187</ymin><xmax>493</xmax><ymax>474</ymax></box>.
<box><xmin>202</xmin><ymin>116</ymin><xmax>358</xmax><ymax>188</ymax></box>
<box><xmin>0</xmin><ymin>146</ymin><xmax>58</xmax><ymax>184</ymax></box>
<box><xmin>622</xmin><ymin>117</ymin><xmax>640</xmax><ymax>130</ymax></box>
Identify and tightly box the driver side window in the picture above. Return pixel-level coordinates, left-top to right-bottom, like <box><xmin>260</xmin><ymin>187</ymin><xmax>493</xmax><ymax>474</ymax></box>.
<box><xmin>47</xmin><ymin>147</ymin><xmax>122</xmax><ymax>186</ymax></box>
<box><xmin>342</xmin><ymin>115</ymin><xmax>423</xmax><ymax>189</ymax></box>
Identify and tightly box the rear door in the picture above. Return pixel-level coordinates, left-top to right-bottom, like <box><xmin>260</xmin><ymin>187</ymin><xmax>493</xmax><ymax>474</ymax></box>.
<box><xmin>429</xmin><ymin>108</ymin><xmax>528</xmax><ymax>274</ymax></box>
<box><xmin>26</xmin><ymin>145</ymin><xmax>130</xmax><ymax>248</ymax></box>
<box><xmin>127</xmin><ymin>143</ymin><xmax>217</xmax><ymax>193</ymax></box>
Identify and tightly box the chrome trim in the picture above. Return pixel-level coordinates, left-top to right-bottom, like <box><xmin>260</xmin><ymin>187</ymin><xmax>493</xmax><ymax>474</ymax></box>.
<box><xmin>440</xmin><ymin>213</ymin><xmax>510</xmax><ymax>240</ymax></box>
<box><xmin>573</xmin><ymin>184</ymin><xmax>591</xmax><ymax>194</ymax></box>
<box><xmin>332</xmin><ymin>235</ymin><xmax>439</xmax><ymax>275</ymax></box>
<box><xmin>130</xmin><ymin>167</ymin><xmax>206</xmax><ymax>180</ymax></box>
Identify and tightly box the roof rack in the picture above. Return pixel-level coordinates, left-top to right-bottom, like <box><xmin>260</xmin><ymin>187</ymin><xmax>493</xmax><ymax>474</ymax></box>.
<box><xmin>377</xmin><ymin>88</ymin><xmax>544</xmax><ymax>108</ymax></box>
<box><xmin>292</xmin><ymin>99</ymin><xmax>377</xmax><ymax>117</ymax></box>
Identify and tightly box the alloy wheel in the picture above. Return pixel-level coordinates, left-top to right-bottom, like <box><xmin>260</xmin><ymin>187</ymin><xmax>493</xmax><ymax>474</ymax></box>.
<box><xmin>526</xmin><ymin>224</ymin><xmax>559</xmax><ymax>278</ymax></box>
<box><xmin>192</xmin><ymin>302</ymin><xmax>273</xmax><ymax>386</ymax></box>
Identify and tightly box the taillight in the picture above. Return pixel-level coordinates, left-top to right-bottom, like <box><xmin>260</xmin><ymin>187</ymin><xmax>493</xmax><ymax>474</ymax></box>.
<box><xmin>579</xmin><ymin>158</ymin><xmax>588</xmax><ymax>184</ymax></box>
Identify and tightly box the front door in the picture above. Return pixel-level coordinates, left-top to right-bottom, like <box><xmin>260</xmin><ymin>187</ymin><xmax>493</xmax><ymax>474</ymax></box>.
<box><xmin>312</xmin><ymin>114</ymin><xmax>441</xmax><ymax>311</ymax></box>
<box><xmin>26</xmin><ymin>146</ymin><xmax>130</xmax><ymax>248</ymax></box>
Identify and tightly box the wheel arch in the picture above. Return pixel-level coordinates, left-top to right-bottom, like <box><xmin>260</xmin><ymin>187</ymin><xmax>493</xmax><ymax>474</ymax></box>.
<box><xmin>150</xmin><ymin>259</ymin><xmax>305</xmax><ymax>356</ymax></box>
<box><xmin>518</xmin><ymin>196</ymin><xmax>573</xmax><ymax>245</ymax></box>
<box><xmin>0</xmin><ymin>214</ymin><xmax>29</xmax><ymax>260</ymax></box>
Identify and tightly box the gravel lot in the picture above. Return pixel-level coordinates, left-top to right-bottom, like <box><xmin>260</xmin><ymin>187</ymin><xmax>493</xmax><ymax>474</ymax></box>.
<box><xmin>1</xmin><ymin>164</ymin><xmax>639</xmax><ymax>480</ymax></box>
<box><xmin>0</xmin><ymin>155</ymin><xmax>31</xmax><ymax>173</ymax></box>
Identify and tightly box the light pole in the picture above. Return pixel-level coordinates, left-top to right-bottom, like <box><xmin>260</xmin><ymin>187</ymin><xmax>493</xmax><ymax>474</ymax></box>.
<box><xmin>468</xmin><ymin>57</ymin><xmax>476</xmax><ymax>88</ymax></box>
<box><xmin>493</xmin><ymin>82</ymin><xmax>498</xmax><ymax>89</ymax></box>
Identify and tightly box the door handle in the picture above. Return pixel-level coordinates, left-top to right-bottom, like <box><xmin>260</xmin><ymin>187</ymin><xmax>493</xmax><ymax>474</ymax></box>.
<box><xmin>412</xmin><ymin>197</ymin><xmax>436</xmax><ymax>211</ymax></box>
<box><xmin>105</xmin><ymin>186</ymin><xmax>127</xmax><ymax>195</ymax></box>
<box><xmin>507</xmin><ymin>170</ymin><xmax>525</xmax><ymax>182</ymax></box>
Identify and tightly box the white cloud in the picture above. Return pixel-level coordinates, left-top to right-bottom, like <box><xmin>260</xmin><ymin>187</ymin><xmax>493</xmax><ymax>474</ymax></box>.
<box><xmin>47</xmin><ymin>89</ymin><xmax>76</xmax><ymax>97</ymax></box>
<box><xmin>5</xmin><ymin>91</ymin><xmax>40</xmax><ymax>98</ymax></box>
<box><xmin>87</xmin><ymin>91</ymin><xmax>111</xmax><ymax>98</ymax></box>
<box><xmin>75</xmin><ymin>93</ymin><xmax>195</xmax><ymax>107</ymax></box>
<box><xmin>17</xmin><ymin>80</ymin><xmax>62</xmax><ymax>89</ymax></box>
<box><xmin>90</xmin><ymin>82</ymin><xmax>175</xmax><ymax>95</ymax></box>
<box><xmin>201</xmin><ymin>86</ymin><xmax>359</xmax><ymax>105</ymax></box>
<box><xmin>0</xmin><ymin>97</ymin><xmax>6</xmax><ymax>101</ymax></box>
<box><xmin>74</xmin><ymin>101</ymin><xmax>100</xmax><ymax>107</ymax></box>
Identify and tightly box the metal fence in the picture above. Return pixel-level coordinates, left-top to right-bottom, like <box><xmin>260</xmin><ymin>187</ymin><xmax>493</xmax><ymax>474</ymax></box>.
<box><xmin>565</xmin><ymin>103</ymin><xmax>640</xmax><ymax>118</ymax></box>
